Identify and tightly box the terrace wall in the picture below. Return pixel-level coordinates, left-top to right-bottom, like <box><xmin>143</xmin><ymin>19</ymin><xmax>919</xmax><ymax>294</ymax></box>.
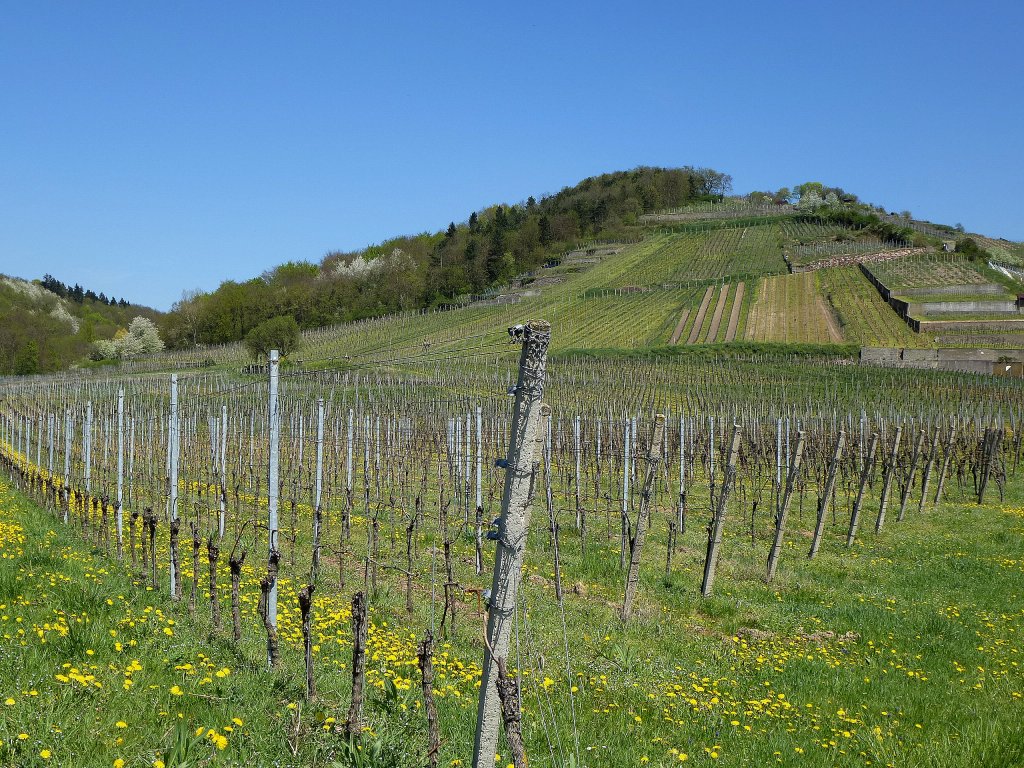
<box><xmin>910</xmin><ymin>300</ymin><xmax>1019</xmax><ymax>314</ymax></box>
<box><xmin>860</xmin><ymin>346</ymin><xmax>1024</xmax><ymax>376</ymax></box>
<box><xmin>898</xmin><ymin>284</ymin><xmax>1005</xmax><ymax>297</ymax></box>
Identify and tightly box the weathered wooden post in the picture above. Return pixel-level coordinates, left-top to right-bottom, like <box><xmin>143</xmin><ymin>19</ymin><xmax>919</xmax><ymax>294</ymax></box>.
<box><xmin>875</xmin><ymin>425</ymin><xmax>903</xmax><ymax>533</ymax></box>
<box><xmin>897</xmin><ymin>429</ymin><xmax>926</xmax><ymax>522</ymax></box>
<box><xmin>809</xmin><ymin>430</ymin><xmax>845</xmax><ymax>559</ymax></box>
<box><xmin>311</xmin><ymin>397</ymin><xmax>325</xmax><ymax>585</ymax></box>
<box><xmin>621</xmin><ymin>414</ymin><xmax>666</xmax><ymax>620</ymax></box>
<box><xmin>766</xmin><ymin>431</ymin><xmax>805</xmax><ymax>582</ymax></box>
<box><xmin>472</xmin><ymin>320</ymin><xmax>550</xmax><ymax>768</ymax></box>
<box><xmin>933</xmin><ymin>422</ymin><xmax>958</xmax><ymax>505</ymax></box>
<box><xmin>917</xmin><ymin>428</ymin><xmax>941</xmax><ymax>513</ymax></box>
<box><xmin>701</xmin><ymin>424</ymin><xmax>742</xmax><ymax>598</ymax></box>
<box><xmin>266</xmin><ymin>349</ymin><xmax>281</xmax><ymax>666</ymax></box>
<box><xmin>846</xmin><ymin>432</ymin><xmax>879</xmax><ymax>547</ymax></box>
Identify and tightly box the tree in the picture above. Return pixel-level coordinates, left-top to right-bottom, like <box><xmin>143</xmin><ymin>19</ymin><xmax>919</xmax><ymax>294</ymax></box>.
<box><xmin>13</xmin><ymin>341</ymin><xmax>38</xmax><ymax>375</ymax></box>
<box><xmin>126</xmin><ymin>316</ymin><xmax>164</xmax><ymax>354</ymax></box>
<box><xmin>244</xmin><ymin>315</ymin><xmax>301</xmax><ymax>360</ymax></box>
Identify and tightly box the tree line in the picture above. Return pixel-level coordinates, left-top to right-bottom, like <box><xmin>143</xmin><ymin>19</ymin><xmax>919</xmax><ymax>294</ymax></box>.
<box><xmin>161</xmin><ymin>166</ymin><xmax>733</xmax><ymax>349</ymax></box>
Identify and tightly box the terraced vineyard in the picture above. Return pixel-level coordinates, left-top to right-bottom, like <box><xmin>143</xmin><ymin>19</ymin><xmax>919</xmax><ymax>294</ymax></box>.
<box><xmin>868</xmin><ymin>255</ymin><xmax>991</xmax><ymax>289</ymax></box>
<box><xmin>744</xmin><ymin>272</ymin><xmax>842</xmax><ymax>344</ymax></box>
<box><xmin>818</xmin><ymin>267</ymin><xmax>931</xmax><ymax>347</ymax></box>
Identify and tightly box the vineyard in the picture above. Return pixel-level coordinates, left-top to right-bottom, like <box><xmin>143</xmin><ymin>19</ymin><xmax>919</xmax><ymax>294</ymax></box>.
<box><xmin>817</xmin><ymin>268</ymin><xmax>932</xmax><ymax>348</ymax></box>
<box><xmin>591</xmin><ymin>227</ymin><xmax>787</xmax><ymax>289</ymax></box>
<box><xmin>1</xmin><ymin>329</ymin><xmax>1023</xmax><ymax>767</ymax></box>
<box><xmin>744</xmin><ymin>273</ymin><xmax>842</xmax><ymax>344</ymax></box>
<box><xmin>867</xmin><ymin>255</ymin><xmax>993</xmax><ymax>290</ymax></box>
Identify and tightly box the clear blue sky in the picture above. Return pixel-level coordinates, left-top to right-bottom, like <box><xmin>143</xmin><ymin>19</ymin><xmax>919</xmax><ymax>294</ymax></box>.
<box><xmin>2</xmin><ymin>1</ymin><xmax>1021</xmax><ymax>310</ymax></box>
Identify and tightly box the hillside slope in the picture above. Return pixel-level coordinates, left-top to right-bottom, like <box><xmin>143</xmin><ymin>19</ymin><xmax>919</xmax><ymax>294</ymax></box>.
<box><xmin>0</xmin><ymin>275</ymin><xmax>160</xmax><ymax>375</ymax></box>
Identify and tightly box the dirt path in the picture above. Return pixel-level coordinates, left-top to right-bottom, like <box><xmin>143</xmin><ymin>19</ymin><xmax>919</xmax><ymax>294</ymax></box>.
<box><xmin>817</xmin><ymin>295</ymin><xmax>844</xmax><ymax>342</ymax></box>
<box><xmin>670</xmin><ymin>309</ymin><xmax>691</xmax><ymax>345</ymax></box>
<box><xmin>687</xmin><ymin>286</ymin><xmax>715</xmax><ymax>344</ymax></box>
<box><xmin>725</xmin><ymin>282</ymin><xmax>745</xmax><ymax>341</ymax></box>
<box><xmin>705</xmin><ymin>285</ymin><xmax>730</xmax><ymax>342</ymax></box>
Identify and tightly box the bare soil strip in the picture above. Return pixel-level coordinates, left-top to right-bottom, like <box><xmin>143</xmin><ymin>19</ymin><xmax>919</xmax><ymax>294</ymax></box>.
<box><xmin>725</xmin><ymin>281</ymin><xmax>745</xmax><ymax>341</ymax></box>
<box><xmin>705</xmin><ymin>284</ymin><xmax>730</xmax><ymax>342</ymax></box>
<box><xmin>670</xmin><ymin>309</ymin><xmax>691</xmax><ymax>345</ymax></box>
<box><xmin>686</xmin><ymin>286</ymin><xmax>715</xmax><ymax>344</ymax></box>
<box><xmin>817</xmin><ymin>295</ymin><xmax>844</xmax><ymax>342</ymax></box>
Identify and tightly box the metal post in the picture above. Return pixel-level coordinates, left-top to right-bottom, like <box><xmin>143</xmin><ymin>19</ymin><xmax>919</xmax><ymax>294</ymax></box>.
<box><xmin>116</xmin><ymin>388</ymin><xmax>124</xmax><ymax>560</ymax></box>
<box><xmin>267</xmin><ymin>349</ymin><xmax>280</xmax><ymax>665</ymax></box>
<box><xmin>220</xmin><ymin>404</ymin><xmax>227</xmax><ymax>539</ymax></box>
<box><xmin>62</xmin><ymin>408</ymin><xmax>72</xmax><ymax>523</ymax></box>
<box><xmin>312</xmin><ymin>397</ymin><xmax>324</xmax><ymax>584</ymax></box>
<box><xmin>84</xmin><ymin>401</ymin><xmax>92</xmax><ymax>496</ymax></box>
<box><xmin>169</xmin><ymin>375</ymin><xmax>179</xmax><ymax>597</ymax></box>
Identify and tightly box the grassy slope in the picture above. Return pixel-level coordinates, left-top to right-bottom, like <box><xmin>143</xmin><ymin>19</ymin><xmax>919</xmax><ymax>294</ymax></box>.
<box><xmin>2</xmin><ymin>443</ymin><xmax>1023</xmax><ymax>767</ymax></box>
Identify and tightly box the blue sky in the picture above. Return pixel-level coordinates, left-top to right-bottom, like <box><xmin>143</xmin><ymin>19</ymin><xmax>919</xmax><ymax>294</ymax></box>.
<box><xmin>1</xmin><ymin>1</ymin><xmax>1021</xmax><ymax>310</ymax></box>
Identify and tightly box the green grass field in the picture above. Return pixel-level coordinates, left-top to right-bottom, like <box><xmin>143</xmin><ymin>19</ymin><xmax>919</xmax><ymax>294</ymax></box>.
<box><xmin>3</xmin><ymin>439</ymin><xmax>1024</xmax><ymax>767</ymax></box>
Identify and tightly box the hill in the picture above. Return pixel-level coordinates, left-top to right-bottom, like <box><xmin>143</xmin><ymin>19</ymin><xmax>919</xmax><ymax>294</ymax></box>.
<box><xmin>159</xmin><ymin>166</ymin><xmax>733</xmax><ymax>347</ymax></box>
<box><xmin>5</xmin><ymin>167</ymin><xmax>1023</xmax><ymax>376</ymax></box>
<box><xmin>0</xmin><ymin>274</ymin><xmax>161</xmax><ymax>375</ymax></box>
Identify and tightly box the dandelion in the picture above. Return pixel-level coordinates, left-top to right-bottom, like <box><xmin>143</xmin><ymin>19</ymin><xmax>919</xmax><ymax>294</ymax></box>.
<box><xmin>114</xmin><ymin>761</ymin><xmax>125</xmax><ymax>768</ymax></box>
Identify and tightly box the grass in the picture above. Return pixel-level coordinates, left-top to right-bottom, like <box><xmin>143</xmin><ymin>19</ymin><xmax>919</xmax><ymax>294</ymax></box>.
<box><xmin>3</xmin><ymin>431</ymin><xmax>1023</xmax><ymax>767</ymax></box>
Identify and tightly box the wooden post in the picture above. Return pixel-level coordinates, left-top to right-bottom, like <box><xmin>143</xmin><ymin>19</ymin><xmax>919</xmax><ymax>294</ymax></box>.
<box><xmin>473</xmin><ymin>320</ymin><xmax>550</xmax><ymax>768</ymax></box>
<box><xmin>917</xmin><ymin>429</ymin><xmax>941</xmax><ymax>513</ymax></box>
<box><xmin>766</xmin><ymin>431</ymin><xmax>805</xmax><ymax>582</ymax></box>
<box><xmin>168</xmin><ymin>376</ymin><xmax>179</xmax><ymax>599</ymax></box>
<box><xmin>299</xmin><ymin>584</ymin><xmax>315</xmax><ymax>700</ymax></box>
<box><xmin>701</xmin><ymin>424</ymin><xmax>742</xmax><ymax>598</ymax></box>
<box><xmin>846</xmin><ymin>433</ymin><xmax>878</xmax><ymax>547</ymax></box>
<box><xmin>897</xmin><ymin>429</ymin><xmax>926</xmax><ymax>522</ymax></box>
<box><xmin>418</xmin><ymin>631</ymin><xmax>440</xmax><ymax>768</ymax></box>
<box><xmin>808</xmin><ymin>430</ymin><xmax>845</xmax><ymax>559</ymax></box>
<box><xmin>933</xmin><ymin>422</ymin><xmax>957</xmax><ymax>505</ymax></box>
<box><xmin>875</xmin><ymin>425</ymin><xmax>903</xmax><ymax>533</ymax></box>
<box><xmin>621</xmin><ymin>414</ymin><xmax>666</xmax><ymax>620</ymax></box>
<box><xmin>311</xmin><ymin>398</ymin><xmax>324</xmax><ymax>585</ymax></box>
<box><xmin>345</xmin><ymin>591</ymin><xmax>369</xmax><ymax>738</ymax></box>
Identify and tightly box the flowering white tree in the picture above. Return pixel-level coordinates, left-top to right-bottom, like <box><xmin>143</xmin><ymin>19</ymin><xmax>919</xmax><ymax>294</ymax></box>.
<box><xmin>91</xmin><ymin>316</ymin><xmax>164</xmax><ymax>360</ymax></box>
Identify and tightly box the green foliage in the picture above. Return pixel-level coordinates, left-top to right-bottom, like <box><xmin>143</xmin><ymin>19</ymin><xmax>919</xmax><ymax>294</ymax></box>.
<box><xmin>244</xmin><ymin>315</ymin><xmax>301</xmax><ymax>360</ymax></box>
<box><xmin>955</xmin><ymin>236</ymin><xmax>990</xmax><ymax>261</ymax></box>
<box><xmin>13</xmin><ymin>340</ymin><xmax>39</xmax><ymax>375</ymax></box>
<box><xmin>0</xmin><ymin>275</ymin><xmax>161</xmax><ymax>375</ymax></box>
<box><xmin>162</xmin><ymin>167</ymin><xmax>731</xmax><ymax>348</ymax></box>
